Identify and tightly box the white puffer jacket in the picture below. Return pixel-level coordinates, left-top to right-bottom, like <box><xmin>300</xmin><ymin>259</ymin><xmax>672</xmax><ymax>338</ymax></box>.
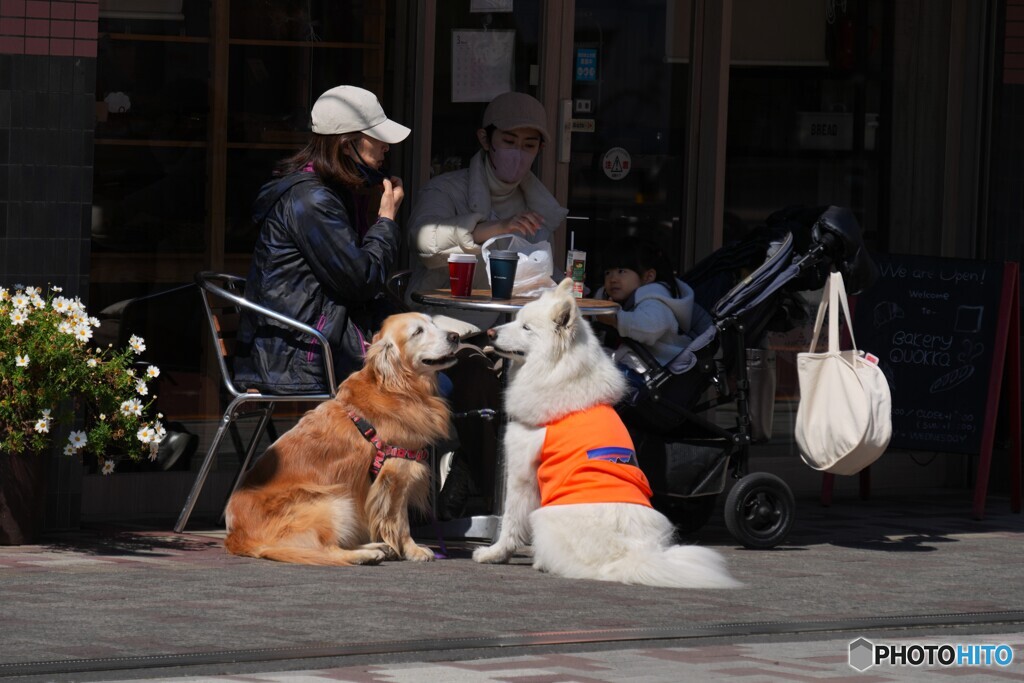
<box><xmin>596</xmin><ymin>278</ymin><xmax>696</xmax><ymax>366</ymax></box>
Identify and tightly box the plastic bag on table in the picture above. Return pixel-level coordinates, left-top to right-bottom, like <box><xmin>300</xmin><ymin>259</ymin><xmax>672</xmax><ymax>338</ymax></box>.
<box><xmin>480</xmin><ymin>234</ymin><xmax>557</xmax><ymax>297</ymax></box>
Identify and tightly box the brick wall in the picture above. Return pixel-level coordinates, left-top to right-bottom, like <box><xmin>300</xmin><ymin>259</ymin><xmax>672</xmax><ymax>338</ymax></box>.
<box><xmin>0</xmin><ymin>0</ymin><xmax>97</xmax><ymax>298</ymax></box>
<box><xmin>991</xmin><ymin>0</ymin><xmax>1024</xmax><ymax>264</ymax></box>
<box><xmin>1006</xmin><ymin>0</ymin><xmax>1024</xmax><ymax>85</ymax></box>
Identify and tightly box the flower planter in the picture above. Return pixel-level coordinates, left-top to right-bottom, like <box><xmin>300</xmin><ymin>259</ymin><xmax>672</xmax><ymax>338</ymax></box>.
<box><xmin>1</xmin><ymin>284</ymin><xmax>164</xmax><ymax>516</ymax></box>
<box><xmin>0</xmin><ymin>451</ymin><xmax>48</xmax><ymax>545</ymax></box>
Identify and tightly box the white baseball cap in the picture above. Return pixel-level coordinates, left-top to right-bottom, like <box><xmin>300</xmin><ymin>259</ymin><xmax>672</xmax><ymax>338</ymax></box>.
<box><xmin>310</xmin><ymin>85</ymin><xmax>410</xmax><ymax>144</ymax></box>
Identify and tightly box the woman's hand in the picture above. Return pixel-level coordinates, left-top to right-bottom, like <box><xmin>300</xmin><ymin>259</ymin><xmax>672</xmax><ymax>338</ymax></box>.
<box><xmin>472</xmin><ymin>211</ymin><xmax>544</xmax><ymax>244</ymax></box>
<box><xmin>378</xmin><ymin>177</ymin><xmax>405</xmax><ymax>221</ymax></box>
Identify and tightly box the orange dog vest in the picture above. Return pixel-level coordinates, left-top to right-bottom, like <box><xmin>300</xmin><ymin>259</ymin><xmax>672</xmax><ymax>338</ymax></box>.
<box><xmin>537</xmin><ymin>404</ymin><xmax>653</xmax><ymax>508</ymax></box>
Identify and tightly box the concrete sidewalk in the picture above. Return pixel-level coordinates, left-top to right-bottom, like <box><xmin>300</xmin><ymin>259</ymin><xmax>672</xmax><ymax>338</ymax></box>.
<box><xmin>1</xmin><ymin>491</ymin><xmax>1022</xmax><ymax>681</ymax></box>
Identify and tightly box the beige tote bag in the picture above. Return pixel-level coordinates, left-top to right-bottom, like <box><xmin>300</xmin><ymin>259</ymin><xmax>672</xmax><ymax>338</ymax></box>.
<box><xmin>795</xmin><ymin>271</ymin><xmax>892</xmax><ymax>475</ymax></box>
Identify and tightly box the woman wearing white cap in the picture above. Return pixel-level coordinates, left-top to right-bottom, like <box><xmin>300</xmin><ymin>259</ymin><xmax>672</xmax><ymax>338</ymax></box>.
<box><xmin>234</xmin><ymin>85</ymin><xmax>411</xmax><ymax>393</ymax></box>
<box><xmin>408</xmin><ymin>90</ymin><xmax>569</xmax><ymax>333</ymax></box>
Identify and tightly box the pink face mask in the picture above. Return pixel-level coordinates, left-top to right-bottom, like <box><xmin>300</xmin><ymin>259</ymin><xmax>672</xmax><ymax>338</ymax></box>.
<box><xmin>489</xmin><ymin>147</ymin><xmax>535</xmax><ymax>184</ymax></box>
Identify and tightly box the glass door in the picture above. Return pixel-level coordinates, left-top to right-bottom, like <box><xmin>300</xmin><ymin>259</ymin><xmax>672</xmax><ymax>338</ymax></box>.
<box><xmin>418</xmin><ymin>0</ymin><xmax>692</xmax><ymax>290</ymax></box>
<box><xmin>424</xmin><ymin>2</ymin><xmax>545</xmax><ymax>178</ymax></box>
<box><xmin>561</xmin><ymin>0</ymin><xmax>692</xmax><ymax>293</ymax></box>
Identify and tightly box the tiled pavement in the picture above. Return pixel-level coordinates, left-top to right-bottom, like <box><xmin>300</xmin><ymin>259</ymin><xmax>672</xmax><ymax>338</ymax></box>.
<box><xmin>101</xmin><ymin>632</ymin><xmax>1024</xmax><ymax>682</ymax></box>
<box><xmin>1</xmin><ymin>492</ymin><xmax>1022</xmax><ymax>682</ymax></box>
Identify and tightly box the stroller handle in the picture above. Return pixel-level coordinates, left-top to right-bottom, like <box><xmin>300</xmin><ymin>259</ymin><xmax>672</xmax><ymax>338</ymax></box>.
<box><xmin>808</xmin><ymin>206</ymin><xmax>881</xmax><ymax>294</ymax></box>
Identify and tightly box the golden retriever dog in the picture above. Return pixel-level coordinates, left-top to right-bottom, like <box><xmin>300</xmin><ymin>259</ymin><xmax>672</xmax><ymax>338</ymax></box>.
<box><xmin>224</xmin><ymin>313</ymin><xmax>458</xmax><ymax>566</ymax></box>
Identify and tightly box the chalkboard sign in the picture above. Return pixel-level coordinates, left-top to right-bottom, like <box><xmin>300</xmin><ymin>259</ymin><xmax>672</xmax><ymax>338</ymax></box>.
<box><xmin>851</xmin><ymin>254</ymin><xmax>1004</xmax><ymax>454</ymax></box>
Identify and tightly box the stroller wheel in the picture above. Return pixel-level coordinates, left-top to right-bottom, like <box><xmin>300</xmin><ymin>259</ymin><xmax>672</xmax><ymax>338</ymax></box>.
<box><xmin>724</xmin><ymin>472</ymin><xmax>794</xmax><ymax>549</ymax></box>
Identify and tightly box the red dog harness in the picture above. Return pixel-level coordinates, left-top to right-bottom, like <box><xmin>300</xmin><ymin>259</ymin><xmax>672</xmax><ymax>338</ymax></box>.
<box><xmin>347</xmin><ymin>411</ymin><xmax>430</xmax><ymax>481</ymax></box>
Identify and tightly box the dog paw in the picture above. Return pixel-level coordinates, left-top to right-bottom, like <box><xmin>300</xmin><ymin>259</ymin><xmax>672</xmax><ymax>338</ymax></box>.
<box><xmin>362</xmin><ymin>542</ymin><xmax>399</xmax><ymax>561</ymax></box>
<box><xmin>351</xmin><ymin>547</ymin><xmax>388</xmax><ymax>565</ymax></box>
<box><xmin>404</xmin><ymin>544</ymin><xmax>435</xmax><ymax>562</ymax></box>
<box><xmin>473</xmin><ymin>544</ymin><xmax>511</xmax><ymax>564</ymax></box>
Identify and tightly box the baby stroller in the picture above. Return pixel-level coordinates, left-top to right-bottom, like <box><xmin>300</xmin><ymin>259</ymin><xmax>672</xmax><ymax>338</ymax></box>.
<box><xmin>614</xmin><ymin>206</ymin><xmax>879</xmax><ymax>549</ymax></box>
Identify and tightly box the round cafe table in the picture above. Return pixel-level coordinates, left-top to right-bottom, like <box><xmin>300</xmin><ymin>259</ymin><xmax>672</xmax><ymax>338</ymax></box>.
<box><xmin>409</xmin><ymin>288</ymin><xmax>620</xmax><ymax>542</ymax></box>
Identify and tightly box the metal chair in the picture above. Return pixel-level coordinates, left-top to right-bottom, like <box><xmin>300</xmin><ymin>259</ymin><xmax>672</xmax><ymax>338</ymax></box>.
<box><xmin>174</xmin><ymin>271</ymin><xmax>337</xmax><ymax>533</ymax></box>
<box><xmin>385</xmin><ymin>269</ymin><xmax>413</xmax><ymax>312</ymax></box>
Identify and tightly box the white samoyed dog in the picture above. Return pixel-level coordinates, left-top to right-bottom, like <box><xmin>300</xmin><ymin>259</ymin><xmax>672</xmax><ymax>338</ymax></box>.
<box><xmin>472</xmin><ymin>279</ymin><xmax>741</xmax><ymax>588</ymax></box>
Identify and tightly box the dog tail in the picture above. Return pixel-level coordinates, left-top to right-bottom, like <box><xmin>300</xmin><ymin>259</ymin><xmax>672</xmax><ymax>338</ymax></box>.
<box><xmin>531</xmin><ymin>504</ymin><xmax>742</xmax><ymax>589</ymax></box>
<box><xmin>224</xmin><ymin>532</ymin><xmax>384</xmax><ymax>566</ymax></box>
<box><xmin>597</xmin><ymin>544</ymin><xmax>742</xmax><ymax>589</ymax></box>
<box><xmin>250</xmin><ymin>544</ymin><xmax>382</xmax><ymax>566</ymax></box>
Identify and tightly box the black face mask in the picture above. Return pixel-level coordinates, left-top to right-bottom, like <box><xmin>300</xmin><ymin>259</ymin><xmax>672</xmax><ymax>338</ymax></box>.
<box><xmin>350</xmin><ymin>142</ymin><xmax>388</xmax><ymax>187</ymax></box>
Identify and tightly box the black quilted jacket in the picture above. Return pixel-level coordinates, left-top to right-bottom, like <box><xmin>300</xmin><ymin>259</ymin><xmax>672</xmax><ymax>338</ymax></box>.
<box><xmin>233</xmin><ymin>172</ymin><xmax>401</xmax><ymax>393</ymax></box>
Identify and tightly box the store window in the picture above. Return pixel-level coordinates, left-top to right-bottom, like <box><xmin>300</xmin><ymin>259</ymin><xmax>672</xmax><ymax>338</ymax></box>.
<box><xmin>722</xmin><ymin>0</ymin><xmax>888</xmax><ymax>449</ymax></box>
<box><xmin>90</xmin><ymin>0</ymin><xmax>400</xmax><ymax>454</ymax></box>
<box><xmin>724</xmin><ymin>0</ymin><xmax>886</xmax><ymax>246</ymax></box>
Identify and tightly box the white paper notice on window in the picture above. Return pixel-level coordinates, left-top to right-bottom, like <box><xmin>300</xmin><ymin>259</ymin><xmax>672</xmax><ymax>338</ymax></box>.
<box><xmin>452</xmin><ymin>29</ymin><xmax>515</xmax><ymax>103</ymax></box>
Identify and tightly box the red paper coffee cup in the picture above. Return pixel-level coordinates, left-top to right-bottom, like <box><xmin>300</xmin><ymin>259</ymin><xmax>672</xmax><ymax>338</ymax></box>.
<box><xmin>448</xmin><ymin>254</ymin><xmax>477</xmax><ymax>297</ymax></box>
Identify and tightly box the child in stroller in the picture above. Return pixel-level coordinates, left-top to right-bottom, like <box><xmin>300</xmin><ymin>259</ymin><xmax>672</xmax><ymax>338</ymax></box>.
<box><xmin>592</xmin><ymin>237</ymin><xmax>707</xmax><ymax>406</ymax></box>
<box><xmin>597</xmin><ymin>206</ymin><xmax>880</xmax><ymax>549</ymax></box>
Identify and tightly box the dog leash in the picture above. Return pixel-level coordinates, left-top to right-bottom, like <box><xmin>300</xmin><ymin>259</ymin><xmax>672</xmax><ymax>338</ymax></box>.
<box><xmin>451</xmin><ymin>408</ymin><xmax>498</xmax><ymax>421</ymax></box>
<box><xmin>430</xmin><ymin>513</ymin><xmax>450</xmax><ymax>559</ymax></box>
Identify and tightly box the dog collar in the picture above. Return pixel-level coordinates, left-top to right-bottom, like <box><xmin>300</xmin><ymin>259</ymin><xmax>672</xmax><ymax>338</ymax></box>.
<box><xmin>347</xmin><ymin>411</ymin><xmax>430</xmax><ymax>480</ymax></box>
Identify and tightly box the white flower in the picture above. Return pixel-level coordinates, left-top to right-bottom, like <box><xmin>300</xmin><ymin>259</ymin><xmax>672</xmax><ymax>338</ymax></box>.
<box><xmin>34</xmin><ymin>419</ymin><xmax>50</xmax><ymax>433</ymax></box>
<box><xmin>51</xmin><ymin>285</ymin><xmax>63</xmax><ymax>293</ymax></box>
<box><xmin>11</xmin><ymin>293</ymin><xmax>29</xmax><ymax>309</ymax></box>
<box><xmin>87</xmin><ymin>358</ymin><xmax>98</xmax><ymax>368</ymax></box>
<box><xmin>129</xmin><ymin>335</ymin><xmax>146</xmax><ymax>354</ymax></box>
<box><xmin>25</xmin><ymin>286</ymin><xmax>39</xmax><ymax>297</ymax></box>
<box><xmin>137</xmin><ymin>425</ymin><xmax>157</xmax><ymax>443</ymax></box>
<box><xmin>148</xmin><ymin>441</ymin><xmax>160</xmax><ymax>461</ymax></box>
<box><xmin>15</xmin><ymin>354</ymin><xmax>29</xmax><ymax>368</ymax></box>
<box><xmin>101</xmin><ymin>460</ymin><xmax>115</xmax><ymax>475</ymax></box>
<box><xmin>120</xmin><ymin>398</ymin><xmax>143</xmax><ymax>417</ymax></box>
<box><xmin>63</xmin><ymin>444</ymin><xmax>75</xmax><ymax>456</ymax></box>
<box><xmin>52</xmin><ymin>296</ymin><xmax>70</xmax><ymax>313</ymax></box>
<box><xmin>0</xmin><ymin>287</ymin><xmax>8</xmax><ymax>301</ymax></box>
<box><xmin>10</xmin><ymin>310</ymin><xmax>27</xmax><ymax>326</ymax></box>
<box><xmin>146</xmin><ymin>365</ymin><xmax>160</xmax><ymax>378</ymax></box>
<box><xmin>68</xmin><ymin>431</ymin><xmax>88</xmax><ymax>449</ymax></box>
<box><xmin>41</xmin><ymin>409</ymin><xmax>51</xmax><ymax>418</ymax></box>
<box><xmin>99</xmin><ymin>413</ymin><xmax>106</xmax><ymax>421</ymax></box>
<box><xmin>89</xmin><ymin>316</ymin><xmax>101</xmax><ymax>328</ymax></box>
<box><xmin>30</xmin><ymin>295</ymin><xmax>45</xmax><ymax>309</ymax></box>
<box><xmin>74</xmin><ymin>324</ymin><xmax>93</xmax><ymax>343</ymax></box>
<box><xmin>135</xmin><ymin>379</ymin><xmax>148</xmax><ymax>396</ymax></box>
<box><xmin>58</xmin><ymin>320</ymin><xmax>74</xmax><ymax>335</ymax></box>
